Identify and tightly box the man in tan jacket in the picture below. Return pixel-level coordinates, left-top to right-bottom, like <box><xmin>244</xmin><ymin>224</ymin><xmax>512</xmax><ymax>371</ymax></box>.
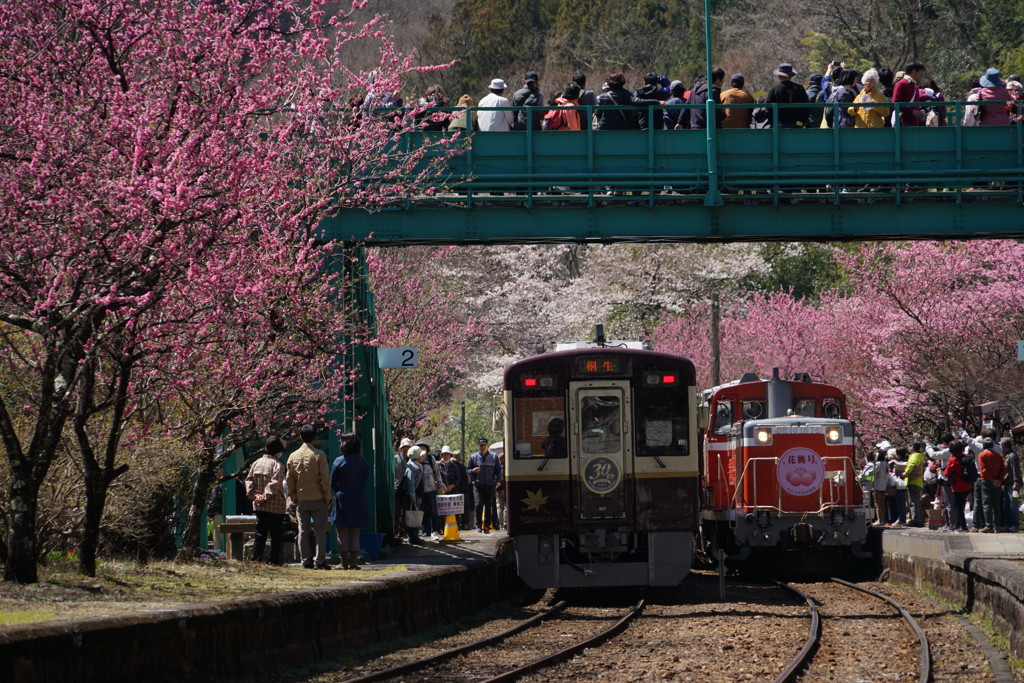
<box><xmin>286</xmin><ymin>424</ymin><xmax>332</xmax><ymax>569</ymax></box>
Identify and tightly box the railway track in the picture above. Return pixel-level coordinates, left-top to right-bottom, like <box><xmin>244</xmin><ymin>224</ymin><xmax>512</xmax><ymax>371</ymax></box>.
<box><xmin>343</xmin><ymin>598</ymin><xmax>644</xmax><ymax>683</ymax></box>
<box><xmin>774</xmin><ymin>578</ymin><xmax>930</xmax><ymax>683</ymax></box>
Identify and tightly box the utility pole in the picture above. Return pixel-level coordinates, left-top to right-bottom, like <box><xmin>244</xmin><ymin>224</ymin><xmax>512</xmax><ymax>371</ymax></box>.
<box><xmin>711</xmin><ymin>292</ymin><xmax>721</xmax><ymax>387</ymax></box>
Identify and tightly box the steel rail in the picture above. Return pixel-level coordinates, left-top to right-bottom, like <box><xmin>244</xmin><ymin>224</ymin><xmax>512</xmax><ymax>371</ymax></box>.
<box><xmin>341</xmin><ymin>599</ymin><xmax>568</xmax><ymax>683</ymax></box>
<box><xmin>831</xmin><ymin>578</ymin><xmax>931</xmax><ymax>683</ymax></box>
<box><xmin>483</xmin><ymin>598</ymin><xmax>646</xmax><ymax>683</ymax></box>
<box><xmin>772</xmin><ymin>580</ymin><xmax>821</xmax><ymax>683</ymax></box>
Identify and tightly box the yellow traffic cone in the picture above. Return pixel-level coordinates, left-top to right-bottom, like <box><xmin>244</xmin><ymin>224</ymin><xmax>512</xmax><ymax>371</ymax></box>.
<box><xmin>440</xmin><ymin>515</ymin><xmax>463</xmax><ymax>543</ymax></box>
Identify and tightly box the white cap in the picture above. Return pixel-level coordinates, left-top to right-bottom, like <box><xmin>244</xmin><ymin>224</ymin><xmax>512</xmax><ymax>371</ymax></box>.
<box><xmin>441</xmin><ymin>445</ymin><xmax>453</xmax><ymax>454</ymax></box>
<box><xmin>488</xmin><ymin>78</ymin><xmax>507</xmax><ymax>90</ymax></box>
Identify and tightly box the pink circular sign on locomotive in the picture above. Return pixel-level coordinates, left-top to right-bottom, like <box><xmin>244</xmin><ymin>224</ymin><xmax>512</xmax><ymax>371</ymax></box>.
<box><xmin>776</xmin><ymin>447</ymin><xmax>825</xmax><ymax>496</ymax></box>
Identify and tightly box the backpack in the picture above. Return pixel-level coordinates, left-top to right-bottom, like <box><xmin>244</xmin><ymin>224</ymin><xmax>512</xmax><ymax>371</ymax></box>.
<box><xmin>542</xmin><ymin>107</ymin><xmax>566</xmax><ymax>130</ymax></box>
<box><xmin>960</xmin><ymin>454</ymin><xmax>980</xmax><ymax>485</ymax></box>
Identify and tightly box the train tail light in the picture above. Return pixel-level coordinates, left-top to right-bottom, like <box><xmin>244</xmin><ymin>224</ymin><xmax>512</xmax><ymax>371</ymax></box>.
<box><xmin>825</xmin><ymin>426</ymin><xmax>842</xmax><ymax>444</ymax></box>
<box><xmin>755</xmin><ymin>427</ymin><xmax>772</xmax><ymax>445</ymax></box>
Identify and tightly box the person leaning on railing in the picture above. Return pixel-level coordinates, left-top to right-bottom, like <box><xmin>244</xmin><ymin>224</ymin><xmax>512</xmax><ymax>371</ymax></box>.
<box><xmin>594</xmin><ymin>71</ymin><xmax>664</xmax><ymax>131</ymax></box>
<box><xmin>850</xmin><ymin>68</ymin><xmax>890</xmax><ymax>128</ymax></box>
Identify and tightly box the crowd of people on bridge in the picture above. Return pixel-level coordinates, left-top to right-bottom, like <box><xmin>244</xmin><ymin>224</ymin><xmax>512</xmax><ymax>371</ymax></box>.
<box><xmin>403</xmin><ymin>62</ymin><xmax>1023</xmax><ymax>132</ymax></box>
<box><xmin>859</xmin><ymin>426</ymin><xmax>1022</xmax><ymax>533</ymax></box>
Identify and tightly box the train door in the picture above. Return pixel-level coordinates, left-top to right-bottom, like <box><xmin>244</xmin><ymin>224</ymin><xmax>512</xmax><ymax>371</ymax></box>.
<box><xmin>569</xmin><ymin>380</ymin><xmax>631</xmax><ymax>522</ymax></box>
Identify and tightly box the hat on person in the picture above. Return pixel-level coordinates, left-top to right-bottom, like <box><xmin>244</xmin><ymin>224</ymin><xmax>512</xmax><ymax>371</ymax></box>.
<box><xmin>441</xmin><ymin>445</ymin><xmax>453</xmax><ymax>454</ymax></box>
<box><xmin>730</xmin><ymin>73</ymin><xmax>745</xmax><ymax>88</ymax></box>
<box><xmin>488</xmin><ymin>78</ymin><xmax>507</xmax><ymax>90</ymax></box>
<box><xmin>980</xmin><ymin>67</ymin><xmax>1004</xmax><ymax>88</ymax></box>
<box><xmin>876</xmin><ymin>440</ymin><xmax>892</xmax><ymax>451</ymax></box>
<box><xmin>909</xmin><ymin>440</ymin><xmax>924</xmax><ymax>449</ymax></box>
<box><xmin>774</xmin><ymin>63</ymin><xmax>798</xmax><ymax>78</ymax></box>
<box><xmin>524</xmin><ymin>71</ymin><xmax>539</xmax><ymax>83</ymax></box>
<box><xmin>982</xmin><ymin>437</ymin><xmax>996</xmax><ymax>450</ymax></box>
<box><xmin>399</xmin><ymin>437</ymin><xmax>413</xmax><ymax>448</ymax></box>
<box><xmin>477</xmin><ymin>437</ymin><xmax>489</xmax><ymax>445</ymax></box>
<box><xmin>415</xmin><ymin>439</ymin><xmax>429</xmax><ymax>449</ymax></box>
<box><xmin>265</xmin><ymin>435</ymin><xmax>285</xmax><ymax>455</ymax></box>
<box><xmin>407</xmin><ymin>446</ymin><xmax>423</xmax><ymax>460</ymax></box>
<box><xmin>808</xmin><ymin>72</ymin><xmax>823</xmax><ymax>84</ymax></box>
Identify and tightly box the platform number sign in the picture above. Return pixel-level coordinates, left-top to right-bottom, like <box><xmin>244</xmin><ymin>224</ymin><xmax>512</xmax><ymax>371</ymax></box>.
<box><xmin>378</xmin><ymin>348</ymin><xmax>419</xmax><ymax>369</ymax></box>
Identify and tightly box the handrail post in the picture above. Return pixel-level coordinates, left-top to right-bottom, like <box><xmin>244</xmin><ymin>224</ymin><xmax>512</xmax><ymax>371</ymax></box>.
<box><xmin>702</xmin><ymin>0</ymin><xmax>723</xmax><ymax>206</ymax></box>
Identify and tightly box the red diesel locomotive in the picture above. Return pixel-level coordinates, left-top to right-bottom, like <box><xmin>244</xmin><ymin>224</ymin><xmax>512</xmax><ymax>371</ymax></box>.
<box><xmin>699</xmin><ymin>369</ymin><xmax>870</xmax><ymax>569</ymax></box>
<box><xmin>504</xmin><ymin>338</ymin><xmax>700</xmax><ymax>588</ymax></box>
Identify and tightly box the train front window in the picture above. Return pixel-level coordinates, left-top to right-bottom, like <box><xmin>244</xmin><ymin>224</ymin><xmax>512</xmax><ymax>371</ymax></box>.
<box><xmin>580</xmin><ymin>395</ymin><xmax>621</xmax><ymax>454</ymax></box>
<box><xmin>635</xmin><ymin>377</ymin><xmax>690</xmax><ymax>456</ymax></box>
<box><xmin>713</xmin><ymin>400</ymin><xmax>734</xmax><ymax>435</ymax></box>
<box><xmin>822</xmin><ymin>397</ymin><xmax>843</xmax><ymax>419</ymax></box>
<box><xmin>743</xmin><ymin>400</ymin><xmax>765</xmax><ymax>420</ymax></box>
<box><xmin>794</xmin><ymin>399</ymin><xmax>816</xmax><ymax>417</ymax></box>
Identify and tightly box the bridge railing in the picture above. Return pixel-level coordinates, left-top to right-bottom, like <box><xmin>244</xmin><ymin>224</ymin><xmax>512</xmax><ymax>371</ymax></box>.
<box><xmin>373</xmin><ymin>101</ymin><xmax>1024</xmax><ymax>208</ymax></box>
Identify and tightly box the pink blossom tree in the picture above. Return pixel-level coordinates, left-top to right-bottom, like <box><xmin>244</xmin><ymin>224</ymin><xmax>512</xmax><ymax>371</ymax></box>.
<box><xmin>0</xmin><ymin>0</ymin><xmax>453</xmax><ymax>582</ymax></box>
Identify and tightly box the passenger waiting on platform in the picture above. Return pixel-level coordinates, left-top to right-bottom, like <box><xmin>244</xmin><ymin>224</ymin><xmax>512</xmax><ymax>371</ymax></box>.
<box><xmin>329</xmin><ymin>432</ymin><xmax>370</xmax><ymax>570</ymax></box>
<box><xmin>245</xmin><ymin>435</ymin><xmax>287</xmax><ymax>565</ymax></box>
<box><xmin>943</xmin><ymin>440</ymin><xmax>972</xmax><ymax>531</ymax></box>
<box><xmin>417</xmin><ymin>439</ymin><xmax>443</xmax><ymax>541</ymax></box>
<box><xmin>805</xmin><ymin>73</ymin><xmax>824</xmax><ymax>127</ymax></box>
<box><xmin>402</xmin><ymin>446</ymin><xmax>426</xmax><ymax>545</ymax></box>
<box><xmin>511</xmin><ymin>71</ymin><xmax>544</xmax><ymax>131</ymax></box>
<box><xmin>851</xmin><ymin>69</ymin><xmax>890</xmax><ymax>128</ymax></box>
<box><xmin>962</xmin><ymin>426</ymin><xmax>1002</xmax><ymax>530</ymax></box>
<box><xmin>543</xmin><ymin>83</ymin><xmax>582</xmax><ymax>131</ymax></box>
<box><xmin>286</xmin><ymin>424</ymin><xmax>332</xmax><ymax>570</ymax></box>
<box><xmin>763</xmin><ymin>63</ymin><xmax>809</xmax><ymax>128</ymax></box>
<box><xmin>867</xmin><ymin>452</ymin><xmax>890</xmax><ymax>526</ymax></box>
<box><xmin>469</xmin><ymin>437</ymin><xmax>502</xmax><ymax>532</ymax></box>
<box><xmin>1001</xmin><ymin>437</ymin><xmax>1021</xmax><ymax>532</ymax></box>
<box><xmin>904</xmin><ymin>441</ymin><xmax>927</xmax><ymax>527</ymax></box>
<box><xmin>392</xmin><ymin>437</ymin><xmax>413</xmax><ymax>544</ymax></box>
<box><xmin>979</xmin><ymin>437</ymin><xmax>1007</xmax><ymax>533</ymax></box>
<box><xmin>477</xmin><ymin>79</ymin><xmax>514</xmax><ymax>132</ymax></box>
<box><xmin>721</xmin><ymin>74</ymin><xmax>754</xmax><ymax>129</ymax></box>
<box><xmin>594</xmin><ymin>72</ymin><xmax>664</xmax><ymax>131</ymax></box>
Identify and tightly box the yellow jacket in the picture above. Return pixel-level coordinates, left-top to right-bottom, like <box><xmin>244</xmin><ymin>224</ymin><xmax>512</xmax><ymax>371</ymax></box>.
<box><xmin>851</xmin><ymin>86</ymin><xmax>890</xmax><ymax>128</ymax></box>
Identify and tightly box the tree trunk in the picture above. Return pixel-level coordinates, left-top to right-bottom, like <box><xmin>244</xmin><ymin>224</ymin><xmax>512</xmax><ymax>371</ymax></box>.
<box><xmin>5</xmin><ymin>468</ymin><xmax>41</xmax><ymax>583</ymax></box>
<box><xmin>174</xmin><ymin>460</ymin><xmax>218</xmax><ymax>562</ymax></box>
<box><xmin>78</xmin><ymin>472</ymin><xmax>107</xmax><ymax>577</ymax></box>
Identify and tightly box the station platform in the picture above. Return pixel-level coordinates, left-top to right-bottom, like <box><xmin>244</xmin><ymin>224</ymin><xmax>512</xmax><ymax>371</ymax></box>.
<box><xmin>874</xmin><ymin>525</ymin><xmax>1024</xmax><ymax>568</ymax></box>
<box><xmin>363</xmin><ymin>528</ymin><xmax>512</xmax><ymax>572</ymax></box>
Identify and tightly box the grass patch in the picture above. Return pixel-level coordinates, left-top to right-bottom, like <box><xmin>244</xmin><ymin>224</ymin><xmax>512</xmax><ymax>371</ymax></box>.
<box><xmin>0</xmin><ymin>558</ymin><xmax>403</xmax><ymax>628</ymax></box>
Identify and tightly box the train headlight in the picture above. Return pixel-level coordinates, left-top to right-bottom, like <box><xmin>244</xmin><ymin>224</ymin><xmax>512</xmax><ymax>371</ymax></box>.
<box><xmin>825</xmin><ymin>426</ymin><xmax>842</xmax><ymax>444</ymax></box>
<box><xmin>755</xmin><ymin>427</ymin><xmax>772</xmax><ymax>445</ymax></box>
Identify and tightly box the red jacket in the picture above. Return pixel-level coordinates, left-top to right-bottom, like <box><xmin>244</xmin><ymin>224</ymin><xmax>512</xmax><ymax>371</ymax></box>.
<box><xmin>943</xmin><ymin>455</ymin><xmax>973</xmax><ymax>493</ymax></box>
<box><xmin>892</xmin><ymin>77</ymin><xmax>921</xmax><ymax>126</ymax></box>
<box><xmin>979</xmin><ymin>448</ymin><xmax>1007</xmax><ymax>484</ymax></box>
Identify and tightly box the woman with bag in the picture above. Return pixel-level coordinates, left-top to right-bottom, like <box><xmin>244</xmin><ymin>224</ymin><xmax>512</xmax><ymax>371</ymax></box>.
<box><xmin>329</xmin><ymin>432</ymin><xmax>370</xmax><ymax>569</ymax></box>
<box><xmin>402</xmin><ymin>446</ymin><xmax>426</xmax><ymax>545</ymax></box>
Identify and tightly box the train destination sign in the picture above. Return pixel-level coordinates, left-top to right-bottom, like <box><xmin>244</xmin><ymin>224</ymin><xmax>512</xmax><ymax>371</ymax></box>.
<box><xmin>575</xmin><ymin>356</ymin><xmax>624</xmax><ymax>375</ymax></box>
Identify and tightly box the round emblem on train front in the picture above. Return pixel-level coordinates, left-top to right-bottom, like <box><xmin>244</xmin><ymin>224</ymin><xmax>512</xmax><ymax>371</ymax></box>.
<box><xmin>582</xmin><ymin>456</ymin><xmax>621</xmax><ymax>494</ymax></box>
<box><xmin>777</xmin><ymin>447</ymin><xmax>825</xmax><ymax>496</ymax></box>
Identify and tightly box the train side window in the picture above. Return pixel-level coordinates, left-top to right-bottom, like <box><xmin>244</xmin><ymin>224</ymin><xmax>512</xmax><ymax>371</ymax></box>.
<box><xmin>713</xmin><ymin>400</ymin><xmax>733</xmax><ymax>435</ymax></box>
<box><xmin>742</xmin><ymin>400</ymin><xmax>765</xmax><ymax>420</ymax></box>
<box><xmin>634</xmin><ymin>377</ymin><xmax>690</xmax><ymax>457</ymax></box>
<box><xmin>580</xmin><ymin>395</ymin><xmax>621</xmax><ymax>454</ymax></box>
<box><xmin>793</xmin><ymin>399</ymin><xmax>816</xmax><ymax>417</ymax></box>
<box><xmin>822</xmin><ymin>398</ymin><xmax>842</xmax><ymax>419</ymax></box>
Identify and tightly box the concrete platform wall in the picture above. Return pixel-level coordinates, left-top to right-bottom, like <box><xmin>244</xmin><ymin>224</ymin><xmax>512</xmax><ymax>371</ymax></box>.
<box><xmin>880</xmin><ymin>530</ymin><xmax>1024</xmax><ymax>660</ymax></box>
<box><xmin>0</xmin><ymin>545</ymin><xmax>518</xmax><ymax>683</ymax></box>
